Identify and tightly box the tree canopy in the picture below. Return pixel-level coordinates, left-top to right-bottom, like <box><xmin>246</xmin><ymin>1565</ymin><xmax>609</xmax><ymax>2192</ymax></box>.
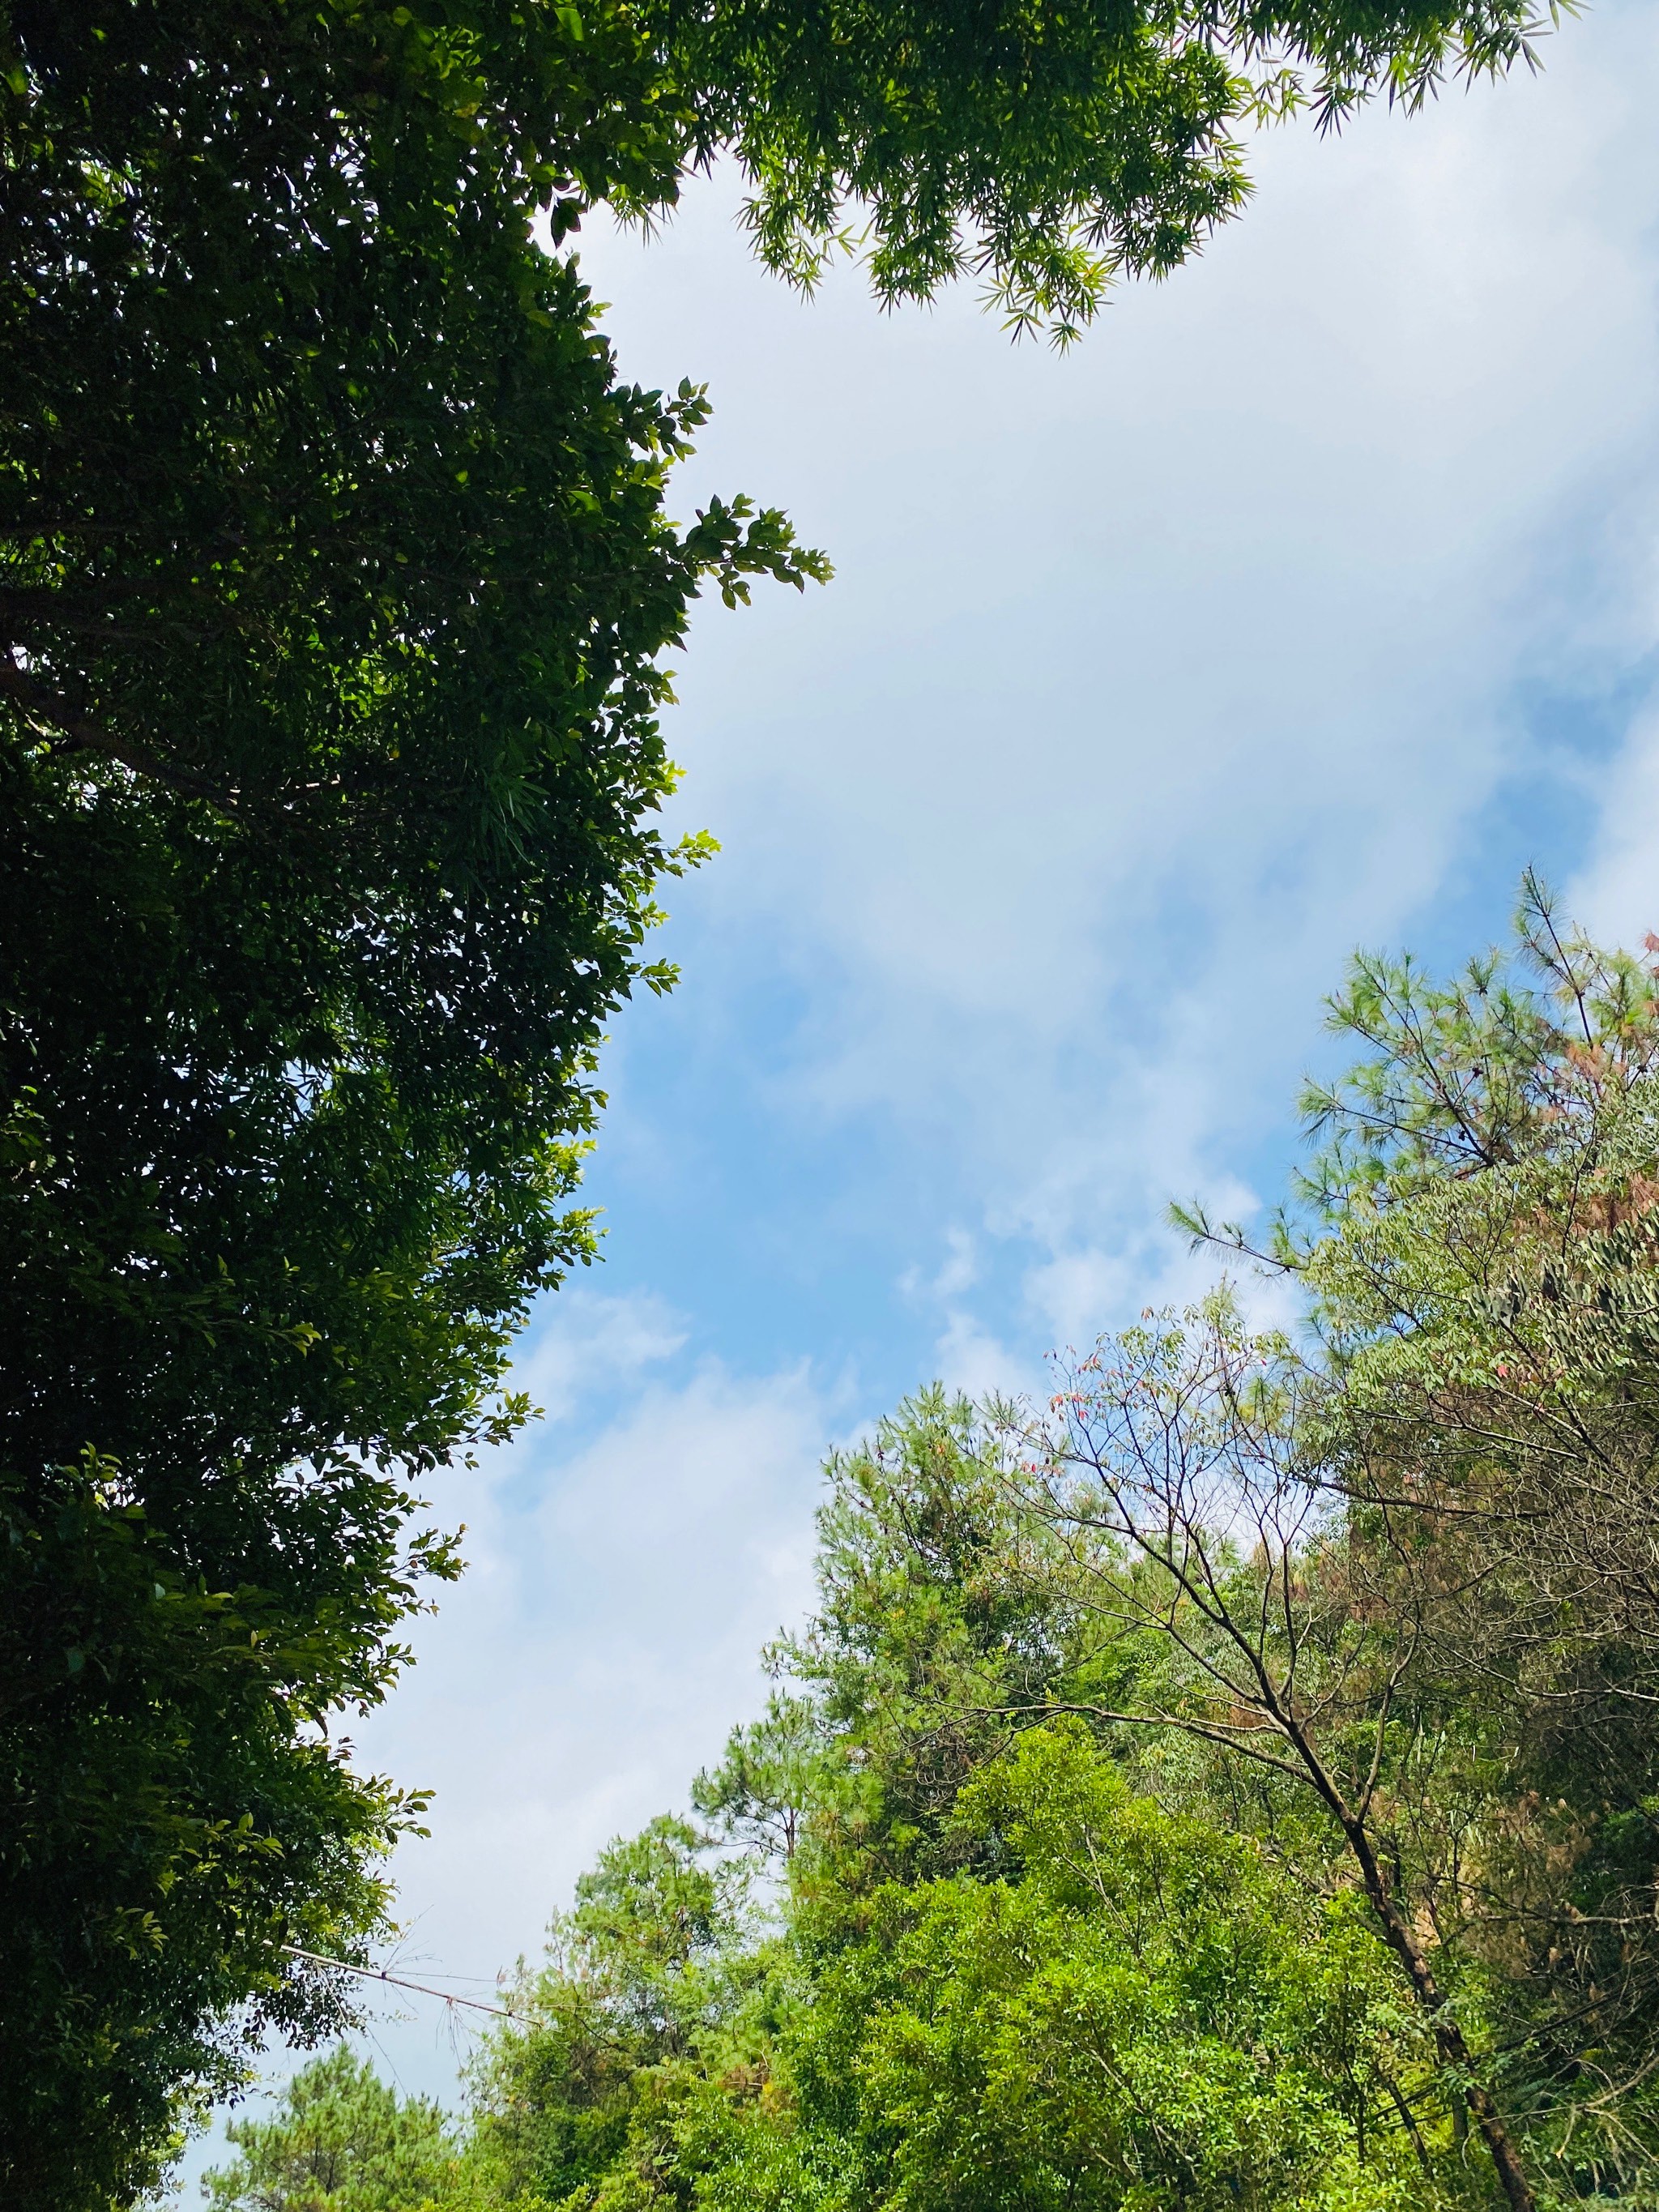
<box><xmin>1</xmin><ymin>2</ymin><xmax>825</xmax><ymax>2193</ymax></box>
<box><xmin>667</xmin><ymin>0</ymin><xmax>1559</xmax><ymax>337</ymax></box>
<box><xmin>203</xmin><ymin>2046</ymin><xmax>466</xmax><ymax>2212</ymax></box>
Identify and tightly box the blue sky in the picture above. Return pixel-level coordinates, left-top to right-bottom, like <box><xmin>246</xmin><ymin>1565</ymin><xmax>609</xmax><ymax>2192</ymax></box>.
<box><xmin>177</xmin><ymin>0</ymin><xmax>1659</xmax><ymax>2177</ymax></box>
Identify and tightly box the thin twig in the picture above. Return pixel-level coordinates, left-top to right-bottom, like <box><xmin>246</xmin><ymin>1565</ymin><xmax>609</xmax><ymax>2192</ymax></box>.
<box><xmin>282</xmin><ymin>1944</ymin><xmax>518</xmax><ymax>2020</ymax></box>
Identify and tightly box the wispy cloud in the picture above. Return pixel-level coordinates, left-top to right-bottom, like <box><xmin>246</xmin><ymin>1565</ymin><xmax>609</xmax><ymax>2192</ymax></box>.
<box><xmin>582</xmin><ymin>1</ymin><xmax>1659</xmax><ymax>1374</ymax></box>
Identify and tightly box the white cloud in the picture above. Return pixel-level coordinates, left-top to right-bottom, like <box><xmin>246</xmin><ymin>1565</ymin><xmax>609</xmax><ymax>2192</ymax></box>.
<box><xmin>932</xmin><ymin>1306</ymin><xmax>1023</xmax><ymax>1399</ymax></box>
<box><xmin>928</xmin><ymin>1227</ymin><xmax>979</xmax><ymax>1302</ymax></box>
<box><xmin>580</xmin><ymin>2</ymin><xmax>1659</xmax><ymax>1320</ymax></box>
<box><xmin>510</xmin><ymin>1286</ymin><xmax>687</xmax><ymax>1422</ymax></box>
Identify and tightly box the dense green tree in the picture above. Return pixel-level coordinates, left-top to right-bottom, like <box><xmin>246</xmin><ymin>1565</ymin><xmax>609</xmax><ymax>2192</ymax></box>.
<box><xmin>1294</xmin><ymin>894</ymin><xmax>1659</xmax><ymax>2198</ymax></box>
<box><xmin>692</xmin><ymin>1694</ymin><xmax>829</xmax><ymax>1866</ymax></box>
<box><xmin>782</xmin><ymin>1724</ymin><xmax>1416</xmax><ymax>2212</ymax></box>
<box><xmin>460</xmin><ymin>1815</ymin><xmax>765</xmax><ymax>2209</ymax></box>
<box><xmin>1006</xmin><ymin>890</ymin><xmax>1659</xmax><ymax>2211</ymax></box>
<box><xmin>1016</xmin><ymin>1297</ymin><xmax>1552</xmax><ymax>2206</ymax></box>
<box><xmin>441</xmin><ymin>1697</ymin><xmax>1429</xmax><ymax>2212</ymax></box>
<box><xmin>774</xmin><ymin>1385</ymin><xmax>1101</xmax><ymax>1878</ymax></box>
<box><xmin>0</xmin><ymin>2</ymin><xmax>818</xmax><ymax>2197</ymax></box>
<box><xmin>203</xmin><ymin>2046</ymin><xmax>467</xmax><ymax>2212</ymax></box>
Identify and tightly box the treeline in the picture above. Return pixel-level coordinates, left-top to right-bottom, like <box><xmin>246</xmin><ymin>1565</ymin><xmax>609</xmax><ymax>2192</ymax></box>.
<box><xmin>206</xmin><ymin>891</ymin><xmax>1659</xmax><ymax>2212</ymax></box>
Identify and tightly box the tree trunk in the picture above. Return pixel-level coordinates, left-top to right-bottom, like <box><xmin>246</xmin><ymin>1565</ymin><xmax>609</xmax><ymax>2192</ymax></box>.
<box><xmin>1337</xmin><ymin>1804</ymin><xmax>1535</xmax><ymax>2212</ymax></box>
<box><xmin>1279</xmin><ymin>1719</ymin><xmax>1537</xmax><ymax>2212</ymax></box>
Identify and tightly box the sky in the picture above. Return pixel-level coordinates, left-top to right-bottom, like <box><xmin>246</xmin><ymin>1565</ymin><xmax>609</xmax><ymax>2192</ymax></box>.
<box><xmin>174</xmin><ymin>0</ymin><xmax>1659</xmax><ymax>2183</ymax></box>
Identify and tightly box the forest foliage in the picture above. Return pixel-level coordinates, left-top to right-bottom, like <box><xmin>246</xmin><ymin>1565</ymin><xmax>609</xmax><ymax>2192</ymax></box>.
<box><xmin>205</xmin><ymin>894</ymin><xmax>1659</xmax><ymax>2212</ymax></box>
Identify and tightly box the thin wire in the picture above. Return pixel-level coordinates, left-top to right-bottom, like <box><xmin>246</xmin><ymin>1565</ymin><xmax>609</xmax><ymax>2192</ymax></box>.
<box><xmin>282</xmin><ymin>1944</ymin><xmax>518</xmax><ymax>2020</ymax></box>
